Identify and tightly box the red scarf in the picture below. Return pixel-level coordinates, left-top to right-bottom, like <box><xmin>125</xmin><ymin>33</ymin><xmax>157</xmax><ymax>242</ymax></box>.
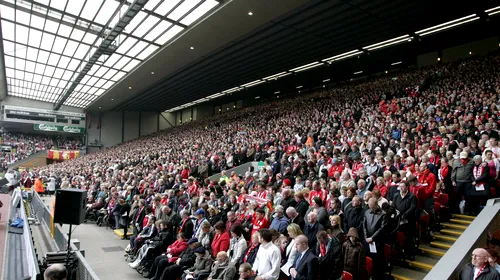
<box><xmin>473</xmin><ymin>165</ymin><xmax>484</xmax><ymax>180</ymax></box>
<box><xmin>320</xmin><ymin>243</ymin><xmax>326</xmax><ymax>257</ymax></box>
<box><xmin>244</xmin><ymin>244</ymin><xmax>257</xmax><ymax>262</ymax></box>
<box><xmin>179</xmin><ymin>218</ymin><xmax>188</xmax><ymax>233</ymax></box>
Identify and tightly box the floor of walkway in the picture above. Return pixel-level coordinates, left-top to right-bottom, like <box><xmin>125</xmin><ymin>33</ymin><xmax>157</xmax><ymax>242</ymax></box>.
<box><xmin>0</xmin><ymin>194</ymin><xmax>11</xmax><ymax>280</ymax></box>
<box><xmin>41</xmin><ymin>195</ymin><xmax>144</xmax><ymax>280</ymax></box>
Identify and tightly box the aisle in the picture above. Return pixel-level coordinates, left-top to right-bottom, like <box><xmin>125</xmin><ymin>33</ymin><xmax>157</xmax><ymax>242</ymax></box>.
<box><xmin>61</xmin><ymin>222</ymin><xmax>144</xmax><ymax>280</ymax></box>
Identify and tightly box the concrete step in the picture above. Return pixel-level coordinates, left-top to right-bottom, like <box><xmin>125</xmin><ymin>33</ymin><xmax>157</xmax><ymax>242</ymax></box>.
<box><xmin>391</xmin><ymin>265</ymin><xmax>427</xmax><ymax>280</ymax></box>
<box><xmin>430</xmin><ymin>241</ymin><xmax>452</xmax><ymax>250</ymax></box>
<box><xmin>452</xmin><ymin>214</ymin><xmax>476</xmax><ymax>220</ymax></box>
<box><xmin>442</xmin><ymin>223</ymin><xmax>467</xmax><ymax>231</ymax></box>
<box><xmin>432</xmin><ymin>233</ymin><xmax>458</xmax><ymax>243</ymax></box>
<box><xmin>440</xmin><ymin>229</ymin><xmax>464</xmax><ymax>236</ymax></box>
<box><xmin>113</xmin><ymin>228</ymin><xmax>133</xmax><ymax>239</ymax></box>
<box><xmin>419</xmin><ymin>244</ymin><xmax>446</xmax><ymax>258</ymax></box>
<box><xmin>449</xmin><ymin>218</ymin><xmax>472</xmax><ymax>225</ymax></box>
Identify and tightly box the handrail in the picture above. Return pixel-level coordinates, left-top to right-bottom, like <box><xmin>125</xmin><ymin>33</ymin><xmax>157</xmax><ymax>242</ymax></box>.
<box><xmin>425</xmin><ymin>198</ymin><xmax>500</xmax><ymax>280</ymax></box>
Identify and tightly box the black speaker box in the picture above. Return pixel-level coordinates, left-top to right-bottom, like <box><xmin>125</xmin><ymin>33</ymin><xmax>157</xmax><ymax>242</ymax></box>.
<box><xmin>53</xmin><ymin>189</ymin><xmax>87</xmax><ymax>225</ymax></box>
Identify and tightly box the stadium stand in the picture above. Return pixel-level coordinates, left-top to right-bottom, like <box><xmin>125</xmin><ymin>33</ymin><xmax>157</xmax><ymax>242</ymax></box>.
<box><xmin>20</xmin><ymin>50</ymin><xmax>498</xmax><ymax>279</ymax></box>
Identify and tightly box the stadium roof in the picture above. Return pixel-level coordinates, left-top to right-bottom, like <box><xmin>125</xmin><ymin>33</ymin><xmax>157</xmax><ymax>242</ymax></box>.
<box><xmin>1</xmin><ymin>0</ymin><xmax>499</xmax><ymax>112</ymax></box>
<box><xmin>0</xmin><ymin>0</ymin><xmax>221</xmax><ymax>108</ymax></box>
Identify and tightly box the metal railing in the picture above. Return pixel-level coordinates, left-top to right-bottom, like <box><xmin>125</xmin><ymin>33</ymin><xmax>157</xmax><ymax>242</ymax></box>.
<box><xmin>208</xmin><ymin>161</ymin><xmax>260</xmax><ymax>181</ymax></box>
<box><xmin>425</xmin><ymin>198</ymin><xmax>500</xmax><ymax>279</ymax></box>
<box><xmin>31</xmin><ymin>191</ymin><xmax>100</xmax><ymax>280</ymax></box>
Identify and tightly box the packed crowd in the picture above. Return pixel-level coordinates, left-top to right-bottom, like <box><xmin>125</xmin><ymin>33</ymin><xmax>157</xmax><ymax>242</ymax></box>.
<box><xmin>29</xmin><ymin>50</ymin><xmax>500</xmax><ymax>280</ymax></box>
<box><xmin>0</xmin><ymin>133</ymin><xmax>53</xmax><ymax>170</ymax></box>
<box><xmin>55</xmin><ymin>136</ymin><xmax>83</xmax><ymax>150</ymax></box>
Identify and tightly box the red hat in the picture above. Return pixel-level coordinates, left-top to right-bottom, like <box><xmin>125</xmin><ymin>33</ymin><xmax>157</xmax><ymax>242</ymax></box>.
<box><xmin>283</xmin><ymin>178</ymin><xmax>292</xmax><ymax>186</ymax></box>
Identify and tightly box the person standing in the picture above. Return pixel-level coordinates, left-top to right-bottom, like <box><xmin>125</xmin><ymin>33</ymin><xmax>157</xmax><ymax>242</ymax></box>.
<box><xmin>451</xmin><ymin>152</ymin><xmax>474</xmax><ymax>214</ymax></box>
<box><xmin>315</xmin><ymin>230</ymin><xmax>343</xmax><ymax>280</ymax></box>
<box><xmin>362</xmin><ymin>198</ymin><xmax>388</xmax><ymax>280</ymax></box>
<box><xmin>392</xmin><ymin>182</ymin><xmax>417</xmax><ymax>260</ymax></box>
<box><xmin>289</xmin><ymin>235</ymin><xmax>318</xmax><ymax>280</ymax></box>
<box><xmin>253</xmin><ymin>229</ymin><xmax>281</xmax><ymax>280</ymax></box>
<box><xmin>459</xmin><ymin>248</ymin><xmax>500</xmax><ymax>280</ymax></box>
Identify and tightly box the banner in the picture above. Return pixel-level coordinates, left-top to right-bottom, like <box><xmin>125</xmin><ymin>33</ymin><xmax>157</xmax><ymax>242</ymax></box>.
<box><xmin>34</xmin><ymin>124</ymin><xmax>85</xmax><ymax>134</ymax></box>
<box><xmin>47</xmin><ymin>150</ymin><xmax>80</xmax><ymax>160</ymax></box>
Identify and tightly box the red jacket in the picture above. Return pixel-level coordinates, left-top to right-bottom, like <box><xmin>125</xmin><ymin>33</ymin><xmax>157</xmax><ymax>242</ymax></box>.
<box><xmin>417</xmin><ymin>169</ymin><xmax>437</xmax><ymax>197</ymax></box>
<box><xmin>410</xmin><ymin>185</ymin><xmax>428</xmax><ymax>210</ymax></box>
<box><xmin>167</xmin><ymin>239</ymin><xmax>188</xmax><ymax>263</ymax></box>
<box><xmin>211</xmin><ymin>231</ymin><xmax>230</xmax><ymax>257</ymax></box>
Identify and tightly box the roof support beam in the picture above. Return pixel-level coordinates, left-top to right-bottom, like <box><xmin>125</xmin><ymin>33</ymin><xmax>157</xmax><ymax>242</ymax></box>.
<box><xmin>54</xmin><ymin>0</ymin><xmax>149</xmax><ymax>110</ymax></box>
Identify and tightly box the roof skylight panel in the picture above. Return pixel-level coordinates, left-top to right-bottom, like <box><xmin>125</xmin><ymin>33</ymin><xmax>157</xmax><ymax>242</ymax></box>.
<box><xmin>102</xmin><ymin>68</ymin><xmax>117</xmax><ymax>80</ymax></box>
<box><xmin>63</xmin><ymin>40</ymin><xmax>79</xmax><ymax>56</ymax></box>
<box><xmin>47</xmin><ymin>53</ymin><xmax>61</xmax><ymax>66</ymax></box>
<box><xmin>102</xmin><ymin>80</ymin><xmax>114</xmax><ymax>90</ymax></box>
<box><xmin>132</xmin><ymin>15</ymin><xmax>159</xmax><ymax>38</ymax></box>
<box><xmin>81</xmin><ymin>33</ymin><xmax>97</xmax><ymax>45</ymax></box>
<box><xmin>28</xmin><ymin>29</ymin><xmax>42</xmax><ymax>48</ymax></box>
<box><xmin>80</xmin><ymin>0</ymin><xmax>101</xmax><ymax>22</ymax></box>
<box><xmin>155</xmin><ymin>25</ymin><xmax>183</xmax><ymax>45</ymax></box>
<box><xmin>0</xmin><ymin>5</ymin><xmax>14</xmax><ymax>21</ymax></box>
<box><xmin>180</xmin><ymin>0</ymin><xmax>218</xmax><ymax>25</ymax></box>
<box><xmin>126</xmin><ymin>41</ymin><xmax>148</xmax><ymax>57</ymax></box>
<box><xmin>144</xmin><ymin>20</ymin><xmax>172</xmax><ymax>41</ymax></box>
<box><xmin>94</xmin><ymin>1</ymin><xmax>120</xmax><ymax>25</ymax></box>
<box><xmin>73</xmin><ymin>44</ymin><xmax>90</xmax><ymax>60</ymax></box>
<box><xmin>30</xmin><ymin>14</ymin><xmax>45</xmax><ymax>30</ymax></box>
<box><xmin>168</xmin><ymin>0</ymin><xmax>201</xmax><ymax>21</ymax></box>
<box><xmin>50</xmin><ymin>0</ymin><xmax>68</xmax><ymax>13</ymax></box>
<box><xmin>15</xmin><ymin>25</ymin><xmax>30</xmax><ymax>45</ymax></box>
<box><xmin>36</xmin><ymin>50</ymin><xmax>50</xmax><ymax>64</ymax></box>
<box><xmin>94</xmin><ymin>66</ymin><xmax>110</xmax><ymax>77</ymax></box>
<box><xmin>52</xmin><ymin>37</ymin><xmax>67</xmax><ymax>54</ymax></box>
<box><xmin>125</xmin><ymin>11</ymin><xmax>147</xmax><ymax>33</ymax></box>
<box><xmin>43</xmin><ymin>18</ymin><xmax>59</xmax><ymax>33</ymax></box>
<box><xmin>113</xmin><ymin>57</ymin><xmax>131</xmax><ymax>70</ymax></box>
<box><xmin>40</xmin><ymin>32</ymin><xmax>55</xmax><ymax>51</ymax></box>
<box><xmin>116</xmin><ymin>37</ymin><xmax>137</xmax><ymax>54</ymax></box>
<box><xmin>137</xmin><ymin>44</ymin><xmax>159</xmax><ymax>60</ymax></box>
<box><xmin>122</xmin><ymin>59</ymin><xmax>140</xmax><ymax>72</ymax></box>
<box><xmin>1</xmin><ymin>21</ymin><xmax>14</xmax><ymax>40</ymax></box>
<box><xmin>64</xmin><ymin>0</ymin><xmax>85</xmax><ymax>18</ymax></box>
<box><xmin>103</xmin><ymin>53</ymin><xmax>122</xmax><ymax>67</ymax></box>
<box><xmin>111</xmin><ymin>71</ymin><xmax>125</xmax><ymax>82</ymax></box>
<box><xmin>155</xmin><ymin>0</ymin><xmax>182</xmax><ymax>16</ymax></box>
<box><xmin>16</xmin><ymin>9</ymin><xmax>30</xmax><ymax>25</ymax></box>
<box><xmin>69</xmin><ymin>29</ymin><xmax>85</xmax><ymax>41</ymax></box>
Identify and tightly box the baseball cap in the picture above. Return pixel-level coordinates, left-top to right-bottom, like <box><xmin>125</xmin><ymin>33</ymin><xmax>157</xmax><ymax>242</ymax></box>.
<box><xmin>460</xmin><ymin>152</ymin><xmax>468</xmax><ymax>159</ymax></box>
<box><xmin>188</xmin><ymin>238</ymin><xmax>198</xmax><ymax>245</ymax></box>
<box><xmin>194</xmin><ymin>209</ymin><xmax>205</xmax><ymax>216</ymax></box>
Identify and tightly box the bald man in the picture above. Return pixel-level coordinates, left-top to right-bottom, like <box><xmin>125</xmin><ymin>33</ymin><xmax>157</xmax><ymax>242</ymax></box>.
<box><xmin>44</xmin><ymin>264</ymin><xmax>67</xmax><ymax>280</ymax></box>
<box><xmin>207</xmin><ymin>251</ymin><xmax>236</xmax><ymax>280</ymax></box>
<box><xmin>460</xmin><ymin>248</ymin><xmax>500</xmax><ymax>280</ymax></box>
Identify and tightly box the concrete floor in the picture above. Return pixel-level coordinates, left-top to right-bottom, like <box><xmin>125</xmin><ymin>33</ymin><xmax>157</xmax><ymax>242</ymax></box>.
<box><xmin>40</xmin><ymin>195</ymin><xmax>144</xmax><ymax>280</ymax></box>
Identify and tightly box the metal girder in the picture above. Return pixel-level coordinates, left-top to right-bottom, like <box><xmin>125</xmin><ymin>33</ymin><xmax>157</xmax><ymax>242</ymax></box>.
<box><xmin>54</xmin><ymin>0</ymin><xmax>149</xmax><ymax>110</ymax></box>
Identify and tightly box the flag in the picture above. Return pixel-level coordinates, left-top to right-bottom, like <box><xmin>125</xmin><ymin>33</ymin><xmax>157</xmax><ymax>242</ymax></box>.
<box><xmin>53</xmin><ymin>150</ymin><xmax>60</xmax><ymax>160</ymax></box>
<box><xmin>48</xmin><ymin>150</ymin><xmax>54</xmax><ymax>159</ymax></box>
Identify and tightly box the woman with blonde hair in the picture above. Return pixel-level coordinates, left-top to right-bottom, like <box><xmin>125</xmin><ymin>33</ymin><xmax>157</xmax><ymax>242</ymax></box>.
<box><xmin>329</xmin><ymin>214</ymin><xmax>345</xmax><ymax>242</ymax></box>
<box><xmin>280</xmin><ymin>223</ymin><xmax>304</xmax><ymax>275</ymax></box>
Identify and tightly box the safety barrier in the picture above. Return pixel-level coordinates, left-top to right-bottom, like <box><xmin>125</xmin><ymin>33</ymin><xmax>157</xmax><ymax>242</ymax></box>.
<box><xmin>31</xmin><ymin>191</ymin><xmax>100</xmax><ymax>280</ymax></box>
<box><xmin>208</xmin><ymin>161</ymin><xmax>261</xmax><ymax>181</ymax></box>
<box><xmin>425</xmin><ymin>198</ymin><xmax>500</xmax><ymax>279</ymax></box>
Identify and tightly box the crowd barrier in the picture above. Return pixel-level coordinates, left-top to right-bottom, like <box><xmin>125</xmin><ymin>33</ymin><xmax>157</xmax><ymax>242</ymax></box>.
<box><xmin>31</xmin><ymin>191</ymin><xmax>100</xmax><ymax>280</ymax></box>
<box><xmin>208</xmin><ymin>161</ymin><xmax>260</xmax><ymax>181</ymax></box>
<box><xmin>425</xmin><ymin>198</ymin><xmax>500</xmax><ymax>279</ymax></box>
<box><xmin>8</xmin><ymin>188</ymin><xmax>41</xmax><ymax>280</ymax></box>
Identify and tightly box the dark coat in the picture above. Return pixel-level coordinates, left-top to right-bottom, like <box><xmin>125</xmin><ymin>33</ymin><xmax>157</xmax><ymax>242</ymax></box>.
<box><xmin>291</xmin><ymin>249</ymin><xmax>319</xmax><ymax>280</ymax></box>
<box><xmin>280</xmin><ymin>197</ymin><xmax>297</xmax><ymax>212</ymax></box>
<box><xmin>362</xmin><ymin>208</ymin><xmax>388</xmax><ymax>245</ymax></box>
<box><xmin>295</xmin><ymin>200</ymin><xmax>309</xmax><ymax>218</ymax></box>
<box><xmin>179</xmin><ymin>218</ymin><xmax>194</xmax><ymax>238</ymax></box>
<box><xmin>392</xmin><ymin>191</ymin><xmax>417</xmax><ymax>223</ymax></box>
<box><xmin>460</xmin><ymin>263</ymin><xmax>500</xmax><ymax>280</ymax></box>
<box><xmin>304</xmin><ymin>222</ymin><xmax>324</xmax><ymax>249</ymax></box>
<box><xmin>150</xmin><ymin>229</ymin><xmax>175</xmax><ymax>252</ymax></box>
<box><xmin>290</xmin><ymin>215</ymin><xmax>305</xmax><ymax>230</ymax></box>
<box><xmin>239</xmin><ymin>244</ymin><xmax>260</xmax><ymax>266</ymax></box>
<box><xmin>344</xmin><ymin>206</ymin><xmax>365</xmax><ymax>238</ymax></box>
<box><xmin>315</xmin><ymin>237</ymin><xmax>343</xmax><ymax>280</ymax></box>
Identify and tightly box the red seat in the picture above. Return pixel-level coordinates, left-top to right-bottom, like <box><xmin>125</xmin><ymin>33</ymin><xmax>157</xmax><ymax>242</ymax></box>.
<box><xmin>396</xmin><ymin>231</ymin><xmax>405</xmax><ymax>248</ymax></box>
<box><xmin>366</xmin><ymin>257</ymin><xmax>373</xmax><ymax>277</ymax></box>
<box><xmin>434</xmin><ymin>202</ymin><xmax>441</xmax><ymax>215</ymax></box>
<box><xmin>438</xmin><ymin>193</ymin><xmax>449</xmax><ymax>205</ymax></box>
<box><xmin>342</xmin><ymin>271</ymin><xmax>353</xmax><ymax>280</ymax></box>
<box><xmin>385</xmin><ymin>244</ymin><xmax>391</xmax><ymax>263</ymax></box>
<box><xmin>491</xmin><ymin>188</ymin><xmax>496</xmax><ymax>198</ymax></box>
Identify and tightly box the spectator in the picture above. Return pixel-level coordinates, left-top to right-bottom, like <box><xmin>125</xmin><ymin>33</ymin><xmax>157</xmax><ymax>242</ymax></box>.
<box><xmin>182</xmin><ymin>246</ymin><xmax>213</xmax><ymax>280</ymax></box>
<box><xmin>239</xmin><ymin>262</ymin><xmax>256</xmax><ymax>280</ymax></box>
<box><xmin>304</xmin><ymin>212</ymin><xmax>324</xmax><ymax>249</ymax></box>
<box><xmin>286</xmin><ymin>207</ymin><xmax>305</xmax><ymax>230</ymax></box>
<box><xmin>253</xmin><ymin>229</ymin><xmax>281</xmax><ymax>280</ymax></box>
<box><xmin>452</xmin><ymin>151</ymin><xmax>474</xmax><ymax>213</ymax></box>
<box><xmin>211</xmin><ymin>221</ymin><xmax>230</xmax><ymax>258</ymax></box>
<box><xmin>392</xmin><ymin>181</ymin><xmax>417</xmax><ymax>260</ymax></box>
<box><xmin>343</xmin><ymin>227</ymin><xmax>367</xmax><ymax>280</ymax></box>
<box><xmin>239</xmin><ymin>232</ymin><xmax>261</xmax><ymax>266</ymax></box>
<box><xmin>207</xmin><ymin>251</ymin><xmax>237</xmax><ymax>280</ymax></box>
<box><xmin>459</xmin><ymin>248</ymin><xmax>500</xmax><ymax>280</ymax></box>
<box><xmin>228</xmin><ymin>225</ymin><xmax>247</xmax><ymax>264</ymax></box>
<box><xmin>363</xmin><ymin>197</ymin><xmax>388</xmax><ymax>280</ymax></box>
<box><xmin>487</xmin><ymin>248</ymin><xmax>500</xmax><ymax>274</ymax></box>
<box><xmin>289</xmin><ymin>235</ymin><xmax>318</xmax><ymax>280</ymax></box>
<box><xmin>270</xmin><ymin>205</ymin><xmax>289</xmax><ymax>235</ymax></box>
<box><xmin>315</xmin><ymin>230</ymin><xmax>342</xmax><ymax>280</ymax></box>
<box><xmin>43</xmin><ymin>263</ymin><xmax>67</xmax><ymax>280</ymax></box>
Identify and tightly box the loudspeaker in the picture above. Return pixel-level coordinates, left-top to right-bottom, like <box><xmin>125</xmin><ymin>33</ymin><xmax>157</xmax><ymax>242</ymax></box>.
<box><xmin>53</xmin><ymin>189</ymin><xmax>87</xmax><ymax>225</ymax></box>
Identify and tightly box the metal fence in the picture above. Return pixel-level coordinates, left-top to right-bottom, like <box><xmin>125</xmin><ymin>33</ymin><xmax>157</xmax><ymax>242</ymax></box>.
<box><xmin>31</xmin><ymin>191</ymin><xmax>100</xmax><ymax>280</ymax></box>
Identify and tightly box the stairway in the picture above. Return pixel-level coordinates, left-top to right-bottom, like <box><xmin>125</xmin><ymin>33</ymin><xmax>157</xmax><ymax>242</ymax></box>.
<box><xmin>390</xmin><ymin>214</ymin><xmax>475</xmax><ymax>280</ymax></box>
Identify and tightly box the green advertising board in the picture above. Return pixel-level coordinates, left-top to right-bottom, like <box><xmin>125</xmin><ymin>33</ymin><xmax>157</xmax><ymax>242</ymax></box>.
<box><xmin>34</xmin><ymin>124</ymin><xmax>85</xmax><ymax>134</ymax></box>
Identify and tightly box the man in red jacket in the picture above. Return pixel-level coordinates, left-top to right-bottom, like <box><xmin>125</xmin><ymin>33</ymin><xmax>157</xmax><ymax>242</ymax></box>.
<box><xmin>417</xmin><ymin>163</ymin><xmax>438</xmax><ymax>226</ymax></box>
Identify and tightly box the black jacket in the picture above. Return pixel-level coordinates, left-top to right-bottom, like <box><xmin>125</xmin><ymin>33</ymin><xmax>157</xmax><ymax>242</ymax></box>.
<box><xmin>460</xmin><ymin>263</ymin><xmax>500</xmax><ymax>280</ymax></box>
<box><xmin>179</xmin><ymin>245</ymin><xmax>198</xmax><ymax>268</ymax></box>
<box><xmin>304</xmin><ymin>222</ymin><xmax>324</xmax><ymax>249</ymax></box>
<box><xmin>290</xmin><ymin>215</ymin><xmax>305</xmax><ymax>231</ymax></box>
<box><xmin>363</xmin><ymin>208</ymin><xmax>388</xmax><ymax>244</ymax></box>
<box><xmin>281</xmin><ymin>197</ymin><xmax>297</xmax><ymax>212</ymax></box>
<box><xmin>150</xmin><ymin>229</ymin><xmax>175</xmax><ymax>252</ymax></box>
<box><xmin>344</xmin><ymin>206</ymin><xmax>365</xmax><ymax>238</ymax></box>
<box><xmin>295</xmin><ymin>200</ymin><xmax>309</xmax><ymax>218</ymax></box>
<box><xmin>392</xmin><ymin>192</ymin><xmax>417</xmax><ymax>223</ymax></box>
<box><xmin>315</xmin><ymin>237</ymin><xmax>343</xmax><ymax>280</ymax></box>
<box><xmin>179</xmin><ymin>218</ymin><xmax>194</xmax><ymax>238</ymax></box>
<box><xmin>291</xmin><ymin>249</ymin><xmax>319</xmax><ymax>280</ymax></box>
<box><xmin>239</xmin><ymin>244</ymin><xmax>260</xmax><ymax>266</ymax></box>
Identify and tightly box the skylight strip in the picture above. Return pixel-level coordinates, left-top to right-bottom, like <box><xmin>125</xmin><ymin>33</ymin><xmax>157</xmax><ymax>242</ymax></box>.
<box><xmin>485</xmin><ymin>6</ymin><xmax>500</xmax><ymax>13</ymax></box>
<box><xmin>366</xmin><ymin>38</ymin><xmax>409</xmax><ymax>51</ymax></box>
<box><xmin>415</xmin><ymin>14</ymin><xmax>477</xmax><ymax>34</ymax></box>
<box><xmin>321</xmin><ymin>50</ymin><xmax>360</xmax><ymax>62</ymax></box>
<box><xmin>241</xmin><ymin>80</ymin><xmax>264</xmax><ymax>87</ymax></box>
<box><xmin>488</xmin><ymin>10</ymin><xmax>500</xmax><ymax>16</ymax></box>
<box><xmin>289</xmin><ymin>62</ymin><xmax>321</xmax><ymax>72</ymax></box>
<box><xmin>263</xmin><ymin>72</ymin><xmax>287</xmax><ymax>80</ymax></box>
<box><xmin>363</xmin><ymin>35</ymin><xmax>410</xmax><ymax>49</ymax></box>
<box><xmin>417</xmin><ymin>17</ymin><xmax>479</xmax><ymax>36</ymax></box>
<box><xmin>242</xmin><ymin>80</ymin><xmax>266</xmax><ymax>88</ymax></box>
<box><xmin>294</xmin><ymin>63</ymin><xmax>323</xmax><ymax>72</ymax></box>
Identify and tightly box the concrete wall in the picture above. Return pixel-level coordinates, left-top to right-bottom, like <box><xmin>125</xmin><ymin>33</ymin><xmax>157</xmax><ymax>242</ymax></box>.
<box><xmin>417</xmin><ymin>51</ymin><xmax>439</xmax><ymax>68</ymax></box>
<box><xmin>0</xmin><ymin>96</ymin><xmax>84</xmax><ymax>113</ymax></box>
<box><xmin>159</xmin><ymin>112</ymin><xmax>176</xmax><ymax>130</ymax></box>
<box><xmin>442</xmin><ymin>37</ymin><xmax>498</xmax><ymax>63</ymax></box>
<box><xmin>100</xmin><ymin>111</ymin><xmax>123</xmax><ymax>147</ymax></box>
<box><xmin>124</xmin><ymin>111</ymin><xmax>139</xmax><ymax>141</ymax></box>
<box><xmin>140</xmin><ymin>112</ymin><xmax>158</xmax><ymax>136</ymax></box>
<box><xmin>196</xmin><ymin>104</ymin><xmax>213</xmax><ymax>120</ymax></box>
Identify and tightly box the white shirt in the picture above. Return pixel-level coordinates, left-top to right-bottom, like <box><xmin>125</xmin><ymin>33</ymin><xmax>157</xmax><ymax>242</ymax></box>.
<box><xmin>253</xmin><ymin>242</ymin><xmax>281</xmax><ymax>280</ymax></box>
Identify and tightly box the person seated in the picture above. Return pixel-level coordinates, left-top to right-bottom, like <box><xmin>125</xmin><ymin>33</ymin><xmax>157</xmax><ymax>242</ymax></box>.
<box><xmin>142</xmin><ymin>233</ymin><xmax>190</xmax><ymax>279</ymax></box>
<box><xmin>460</xmin><ymin>248</ymin><xmax>500</xmax><ymax>280</ymax></box>
<box><xmin>128</xmin><ymin>215</ymin><xmax>158</xmax><ymax>256</ymax></box>
<box><xmin>182</xmin><ymin>246</ymin><xmax>213</xmax><ymax>280</ymax></box>
<box><xmin>129</xmin><ymin>220</ymin><xmax>174</xmax><ymax>270</ymax></box>
<box><xmin>238</xmin><ymin>262</ymin><xmax>256</xmax><ymax>280</ymax></box>
<box><xmin>207</xmin><ymin>251</ymin><xmax>237</xmax><ymax>280</ymax></box>
<box><xmin>152</xmin><ymin>238</ymin><xmax>201</xmax><ymax>280</ymax></box>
